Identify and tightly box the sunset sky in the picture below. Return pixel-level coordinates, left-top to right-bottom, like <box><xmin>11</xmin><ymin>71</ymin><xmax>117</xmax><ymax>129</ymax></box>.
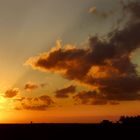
<box><xmin>0</xmin><ymin>0</ymin><xmax>140</xmax><ymax>123</ymax></box>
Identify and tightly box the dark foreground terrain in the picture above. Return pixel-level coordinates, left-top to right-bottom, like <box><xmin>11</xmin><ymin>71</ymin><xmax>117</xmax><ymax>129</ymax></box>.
<box><xmin>0</xmin><ymin>122</ymin><xmax>140</xmax><ymax>139</ymax></box>
<box><xmin>0</xmin><ymin>116</ymin><xmax>140</xmax><ymax>139</ymax></box>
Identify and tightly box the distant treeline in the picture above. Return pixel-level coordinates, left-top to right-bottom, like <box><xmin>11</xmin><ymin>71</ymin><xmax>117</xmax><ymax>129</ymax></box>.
<box><xmin>101</xmin><ymin>115</ymin><xmax>140</xmax><ymax>125</ymax></box>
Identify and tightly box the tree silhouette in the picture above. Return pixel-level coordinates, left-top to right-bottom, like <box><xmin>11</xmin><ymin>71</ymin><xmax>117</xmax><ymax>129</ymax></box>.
<box><xmin>119</xmin><ymin>115</ymin><xmax>140</xmax><ymax>124</ymax></box>
<box><xmin>100</xmin><ymin>120</ymin><xmax>113</xmax><ymax>126</ymax></box>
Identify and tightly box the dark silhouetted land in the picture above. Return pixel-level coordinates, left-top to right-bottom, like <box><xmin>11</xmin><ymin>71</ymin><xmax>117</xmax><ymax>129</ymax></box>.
<box><xmin>0</xmin><ymin>116</ymin><xmax>140</xmax><ymax>139</ymax></box>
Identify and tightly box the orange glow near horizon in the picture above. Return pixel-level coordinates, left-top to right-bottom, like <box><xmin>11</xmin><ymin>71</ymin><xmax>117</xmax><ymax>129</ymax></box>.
<box><xmin>0</xmin><ymin>101</ymin><xmax>139</xmax><ymax>123</ymax></box>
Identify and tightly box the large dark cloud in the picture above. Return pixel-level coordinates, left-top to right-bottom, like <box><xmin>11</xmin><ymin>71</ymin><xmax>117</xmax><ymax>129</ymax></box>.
<box><xmin>55</xmin><ymin>85</ymin><xmax>76</xmax><ymax>98</ymax></box>
<box><xmin>26</xmin><ymin>1</ymin><xmax>140</xmax><ymax>105</ymax></box>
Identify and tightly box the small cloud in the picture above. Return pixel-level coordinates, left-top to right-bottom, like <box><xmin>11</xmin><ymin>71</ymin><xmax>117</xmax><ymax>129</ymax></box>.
<box><xmin>109</xmin><ymin>101</ymin><xmax>120</xmax><ymax>105</ymax></box>
<box><xmin>24</xmin><ymin>82</ymin><xmax>39</xmax><ymax>91</ymax></box>
<box><xmin>4</xmin><ymin>88</ymin><xmax>19</xmax><ymax>98</ymax></box>
<box><xmin>88</xmin><ymin>6</ymin><xmax>97</xmax><ymax>13</ymax></box>
<box><xmin>14</xmin><ymin>95</ymin><xmax>54</xmax><ymax>111</ymax></box>
<box><xmin>24</xmin><ymin>82</ymin><xmax>47</xmax><ymax>91</ymax></box>
<box><xmin>39</xmin><ymin>95</ymin><xmax>54</xmax><ymax>104</ymax></box>
<box><xmin>14</xmin><ymin>97</ymin><xmax>25</xmax><ymax>102</ymax></box>
<box><xmin>88</xmin><ymin>6</ymin><xmax>114</xmax><ymax>18</ymax></box>
<box><xmin>55</xmin><ymin>85</ymin><xmax>76</xmax><ymax>98</ymax></box>
<box><xmin>21</xmin><ymin>104</ymin><xmax>51</xmax><ymax>111</ymax></box>
<box><xmin>40</xmin><ymin>83</ymin><xmax>47</xmax><ymax>88</ymax></box>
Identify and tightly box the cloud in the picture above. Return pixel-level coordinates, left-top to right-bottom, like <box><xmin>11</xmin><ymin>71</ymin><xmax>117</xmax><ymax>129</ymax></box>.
<box><xmin>88</xmin><ymin>6</ymin><xmax>97</xmax><ymax>13</ymax></box>
<box><xmin>15</xmin><ymin>95</ymin><xmax>54</xmax><ymax>110</ymax></box>
<box><xmin>4</xmin><ymin>88</ymin><xmax>19</xmax><ymax>98</ymax></box>
<box><xmin>39</xmin><ymin>95</ymin><xmax>54</xmax><ymax>104</ymax></box>
<box><xmin>40</xmin><ymin>83</ymin><xmax>47</xmax><ymax>88</ymax></box>
<box><xmin>21</xmin><ymin>104</ymin><xmax>51</xmax><ymax>111</ymax></box>
<box><xmin>55</xmin><ymin>85</ymin><xmax>76</xmax><ymax>98</ymax></box>
<box><xmin>74</xmin><ymin>91</ymin><xmax>107</xmax><ymax>105</ymax></box>
<box><xmin>109</xmin><ymin>101</ymin><xmax>119</xmax><ymax>105</ymax></box>
<box><xmin>24</xmin><ymin>82</ymin><xmax>39</xmax><ymax>91</ymax></box>
<box><xmin>88</xmin><ymin>6</ymin><xmax>114</xmax><ymax>18</ymax></box>
<box><xmin>24</xmin><ymin>82</ymin><xmax>47</xmax><ymax>92</ymax></box>
<box><xmin>26</xmin><ymin>1</ymin><xmax>140</xmax><ymax>104</ymax></box>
